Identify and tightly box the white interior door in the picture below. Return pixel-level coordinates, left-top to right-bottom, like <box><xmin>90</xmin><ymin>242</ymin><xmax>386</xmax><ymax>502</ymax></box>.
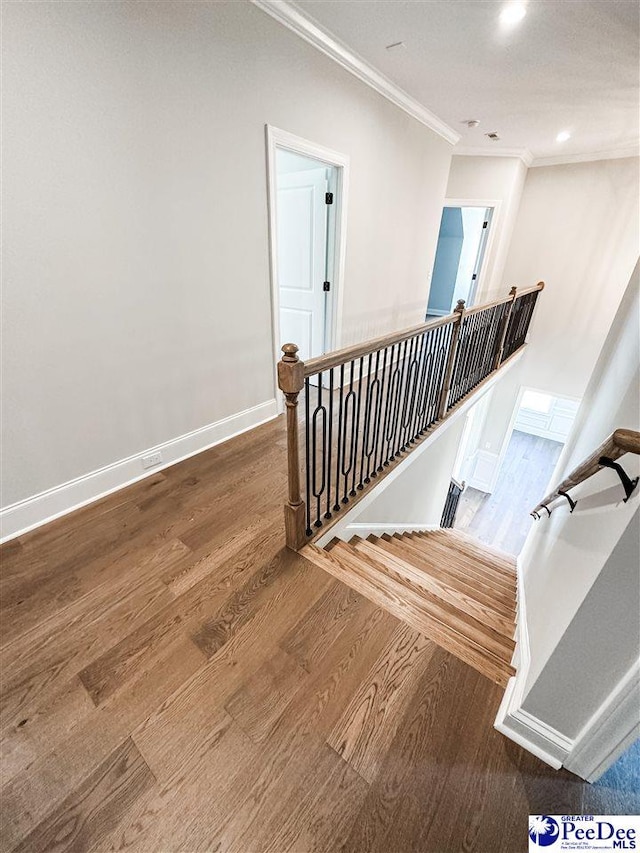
<box><xmin>277</xmin><ymin>168</ymin><xmax>328</xmax><ymax>361</ymax></box>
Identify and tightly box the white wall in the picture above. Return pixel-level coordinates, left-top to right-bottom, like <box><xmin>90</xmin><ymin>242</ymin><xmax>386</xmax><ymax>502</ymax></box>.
<box><xmin>351</xmin><ymin>417</ymin><xmax>465</xmax><ymax>529</ymax></box>
<box><xmin>503</xmin><ymin>157</ymin><xmax>640</xmax><ymax>400</ymax></box>
<box><xmin>2</xmin><ymin>1</ymin><xmax>453</xmax><ymax>520</ymax></box>
<box><xmin>521</xmin><ymin>259</ymin><xmax>640</xmax><ymax>690</ymax></box>
<box><xmin>472</xmin><ymin>156</ymin><xmax>640</xmax><ymax>484</ymax></box>
<box><xmin>445</xmin><ymin>155</ymin><xmax>528</xmax><ymax>301</ymax></box>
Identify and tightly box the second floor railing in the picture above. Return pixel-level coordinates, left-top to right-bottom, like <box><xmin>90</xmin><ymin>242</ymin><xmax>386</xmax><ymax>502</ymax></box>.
<box><xmin>278</xmin><ymin>282</ymin><xmax>544</xmax><ymax>549</ymax></box>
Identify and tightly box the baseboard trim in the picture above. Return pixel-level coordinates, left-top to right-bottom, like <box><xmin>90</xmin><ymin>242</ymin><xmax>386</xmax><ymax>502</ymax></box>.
<box><xmin>0</xmin><ymin>399</ymin><xmax>279</xmax><ymax>543</ymax></box>
<box><xmin>564</xmin><ymin>659</ymin><xmax>640</xmax><ymax>782</ymax></box>
<box><xmin>494</xmin><ymin>554</ymin><xmax>573</xmax><ymax>769</ymax></box>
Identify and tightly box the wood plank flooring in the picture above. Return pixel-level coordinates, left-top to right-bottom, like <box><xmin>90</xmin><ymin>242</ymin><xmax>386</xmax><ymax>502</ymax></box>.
<box><xmin>456</xmin><ymin>429</ymin><xmax>564</xmax><ymax>555</ymax></box>
<box><xmin>0</xmin><ymin>415</ymin><xmax>635</xmax><ymax>853</ymax></box>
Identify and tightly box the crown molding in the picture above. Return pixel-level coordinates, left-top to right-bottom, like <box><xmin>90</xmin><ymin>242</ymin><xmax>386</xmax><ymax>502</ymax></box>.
<box><xmin>251</xmin><ymin>0</ymin><xmax>460</xmax><ymax>146</ymax></box>
<box><xmin>453</xmin><ymin>146</ymin><xmax>534</xmax><ymax>167</ymax></box>
<box><xmin>530</xmin><ymin>143</ymin><xmax>640</xmax><ymax>168</ymax></box>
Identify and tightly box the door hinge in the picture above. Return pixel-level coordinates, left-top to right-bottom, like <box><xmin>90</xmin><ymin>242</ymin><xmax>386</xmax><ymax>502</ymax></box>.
<box><xmin>482</xmin><ymin>221</ymin><xmax>488</xmax><ymax>228</ymax></box>
<box><xmin>323</xmin><ymin>281</ymin><xmax>331</xmax><ymax>292</ymax></box>
<box><xmin>325</xmin><ymin>192</ymin><xmax>334</xmax><ymax>205</ymax></box>
<box><xmin>471</xmin><ymin>273</ymin><xmax>477</xmax><ymax>280</ymax></box>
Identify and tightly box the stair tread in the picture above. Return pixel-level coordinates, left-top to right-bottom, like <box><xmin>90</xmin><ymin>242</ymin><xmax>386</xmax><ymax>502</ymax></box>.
<box><xmin>407</xmin><ymin>533</ymin><xmax>517</xmax><ymax>586</ymax></box>
<box><xmin>383</xmin><ymin>534</ymin><xmax>517</xmax><ymax>604</ymax></box>
<box><xmin>355</xmin><ymin>542</ymin><xmax>514</xmax><ymax>641</ymax></box>
<box><xmin>348</xmin><ymin>539</ymin><xmax>515</xmax><ymax>657</ymax></box>
<box><xmin>429</xmin><ymin>529</ymin><xmax>517</xmax><ymax>571</ymax></box>
<box><xmin>372</xmin><ymin>536</ymin><xmax>516</xmax><ymax>623</ymax></box>
<box><xmin>301</xmin><ymin>543</ymin><xmax>514</xmax><ymax>687</ymax></box>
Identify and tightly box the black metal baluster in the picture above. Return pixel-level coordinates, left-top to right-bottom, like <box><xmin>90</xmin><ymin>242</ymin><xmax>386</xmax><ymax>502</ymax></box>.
<box><xmin>358</xmin><ymin>353</ymin><xmax>374</xmax><ymax>489</ymax></box>
<box><xmin>384</xmin><ymin>345</ymin><xmax>401</xmax><ymax>466</ymax></box>
<box><xmin>399</xmin><ymin>335</ymin><xmax>418</xmax><ymax>452</ymax></box>
<box><xmin>408</xmin><ymin>331</ymin><xmax>427</xmax><ymax>446</ymax></box>
<box><xmin>425</xmin><ymin>325</ymin><xmax>443</xmax><ymax>428</ymax></box>
<box><xmin>468</xmin><ymin>312</ymin><xmax>484</xmax><ymax>391</ymax></box>
<box><xmin>312</xmin><ymin>375</ymin><xmax>327</xmax><ymax>527</ymax></box>
<box><xmin>352</xmin><ymin>356</ymin><xmax>364</xmax><ymax>494</ymax></box>
<box><xmin>341</xmin><ymin>362</ymin><xmax>357</xmax><ymax>503</ymax></box>
<box><xmin>304</xmin><ymin>377</ymin><xmax>312</xmax><ymax>536</ymax></box>
<box><xmin>325</xmin><ymin>368</ymin><xmax>334</xmax><ymax>519</ymax></box>
<box><xmin>391</xmin><ymin>339</ymin><xmax>409</xmax><ymax>458</ymax></box>
<box><xmin>364</xmin><ymin>350</ymin><xmax>381</xmax><ymax>483</ymax></box>
<box><xmin>422</xmin><ymin>327</ymin><xmax>438</xmax><ymax>430</ymax></box>
<box><xmin>333</xmin><ymin>363</ymin><xmax>344</xmax><ymax>512</ymax></box>
<box><xmin>374</xmin><ymin>345</ymin><xmax>390</xmax><ymax>473</ymax></box>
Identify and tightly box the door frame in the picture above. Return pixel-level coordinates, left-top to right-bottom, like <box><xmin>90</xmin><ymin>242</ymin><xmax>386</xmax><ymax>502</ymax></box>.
<box><xmin>440</xmin><ymin>197</ymin><xmax>502</xmax><ymax>306</ymax></box>
<box><xmin>266</xmin><ymin>125</ymin><xmax>350</xmax><ymax>413</ymax></box>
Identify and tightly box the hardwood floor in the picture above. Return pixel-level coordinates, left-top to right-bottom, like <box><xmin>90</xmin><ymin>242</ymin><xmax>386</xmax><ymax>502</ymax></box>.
<box><xmin>456</xmin><ymin>430</ymin><xmax>564</xmax><ymax>555</ymax></box>
<box><xmin>0</xmin><ymin>415</ymin><xmax>635</xmax><ymax>853</ymax></box>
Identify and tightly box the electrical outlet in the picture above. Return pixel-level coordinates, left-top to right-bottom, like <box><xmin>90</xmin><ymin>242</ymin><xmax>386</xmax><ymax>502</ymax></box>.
<box><xmin>142</xmin><ymin>451</ymin><xmax>163</xmax><ymax>470</ymax></box>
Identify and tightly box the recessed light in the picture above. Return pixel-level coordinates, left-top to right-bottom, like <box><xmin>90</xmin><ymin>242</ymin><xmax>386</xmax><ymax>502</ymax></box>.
<box><xmin>499</xmin><ymin>2</ymin><xmax>527</xmax><ymax>27</ymax></box>
<box><xmin>462</xmin><ymin>119</ymin><xmax>481</xmax><ymax>128</ymax></box>
<box><xmin>556</xmin><ymin>131</ymin><xmax>571</xmax><ymax>143</ymax></box>
<box><xmin>485</xmin><ymin>132</ymin><xmax>501</xmax><ymax>141</ymax></box>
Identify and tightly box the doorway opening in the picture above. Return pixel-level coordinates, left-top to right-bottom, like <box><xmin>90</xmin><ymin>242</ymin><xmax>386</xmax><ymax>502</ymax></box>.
<box><xmin>426</xmin><ymin>204</ymin><xmax>494</xmax><ymax>318</ymax></box>
<box><xmin>266</xmin><ymin>127</ymin><xmax>349</xmax><ymax>411</ymax></box>
<box><xmin>452</xmin><ymin>387</ymin><xmax>580</xmax><ymax>555</ymax></box>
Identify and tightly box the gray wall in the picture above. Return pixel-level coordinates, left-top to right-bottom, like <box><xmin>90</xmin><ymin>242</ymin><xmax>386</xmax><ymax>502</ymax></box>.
<box><xmin>2</xmin><ymin>1</ymin><xmax>452</xmax><ymax>508</ymax></box>
<box><xmin>523</xmin><ymin>510</ymin><xmax>640</xmax><ymax>738</ymax></box>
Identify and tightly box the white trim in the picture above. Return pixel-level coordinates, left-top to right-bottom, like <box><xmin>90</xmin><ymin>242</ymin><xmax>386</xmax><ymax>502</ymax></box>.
<box><xmin>465</xmin><ymin>448</ymin><xmax>501</xmax><ymax>493</ymax></box>
<box><xmin>565</xmin><ymin>659</ymin><xmax>640</xmax><ymax>782</ymax></box>
<box><xmin>266</xmin><ymin>125</ymin><xmax>350</xmax><ymax>414</ymax></box>
<box><xmin>454</xmin><ymin>145</ymin><xmax>640</xmax><ymax>168</ymax></box>
<box><xmin>339</xmin><ymin>522</ymin><xmax>440</xmax><ymax>541</ymax></box>
<box><xmin>454</xmin><ymin>147</ymin><xmax>533</xmax><ymax>167</ymax></box>
<box><xmin>252</xmin><ymin>1</ymin><xmax>459</xmax><ymax>145</ymax></box>
<box><xmin>0</xmin><ymin>399</ymin><xmax>279</xmax><ymax>543</ymax></box>
<box><xmin>494</xmin><ymin>555</ymin><xmax>573</xmax><ymax>769</ymax></box>
<box><xmin>530</xmin><ymin>144</ymin><xmax>640</xmax><ymax>168</ymax></box>
<box><xmin>315</xmin><ymin>348</ymin><xmax>525</xmax><ymax>547</ymax></box>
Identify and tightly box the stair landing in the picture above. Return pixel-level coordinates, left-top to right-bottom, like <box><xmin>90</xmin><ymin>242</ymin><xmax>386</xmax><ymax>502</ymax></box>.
<box><xmin>302</xmin><ymin>528</ymin><xmax>517</xmax><ymax>687</ymax></box>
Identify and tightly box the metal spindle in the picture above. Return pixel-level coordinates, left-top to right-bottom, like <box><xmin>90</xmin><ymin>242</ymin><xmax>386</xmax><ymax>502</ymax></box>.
<box><xmin>304</xmin><ymin>377</ymin><xmax>312</xmax><ymax>536</ymax></box>
<box><xmin>334</xmin><ymin>363</ymin><xmax>345</xmax><ymax>512</ymax></box>
<box><xmin>325</xmin><ymin>368</ymin><xmax>334</xmax><ymax>519</ymax></box>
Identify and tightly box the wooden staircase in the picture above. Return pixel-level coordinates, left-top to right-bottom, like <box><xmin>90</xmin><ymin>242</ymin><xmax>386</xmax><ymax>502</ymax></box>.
<box><xmin>302</xmin><ymin>528</ymin><xmax>517</xmax><ymax>687</ymax></box>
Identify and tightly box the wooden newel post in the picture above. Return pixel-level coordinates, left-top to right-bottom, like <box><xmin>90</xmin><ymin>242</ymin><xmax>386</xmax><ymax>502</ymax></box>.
<box><xmin>277</xmin><ymin>343</ymin><xmax>307</xmax><ymax>551</ymax></box>
<box><xmin>493</xmin><ymin>286</ymin><xmax>518</xmax><ymax>369</ymax></box>
<box><xmin>437</xmin><ymin>299</ymin><xmax>466</xmax><ymax>419</ymax></box>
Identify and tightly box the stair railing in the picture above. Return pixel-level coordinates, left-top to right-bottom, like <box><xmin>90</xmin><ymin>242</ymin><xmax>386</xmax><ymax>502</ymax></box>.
<box><xmin>531</xmin><ymin>428</ymin><xmax>640</xmax><ymax>518</ymax></box>
<box><xmin>278</xmin><ymin>282</ymin><xmax>545</xmax><ymax>550</ymax></box>
<box><xmin>441</xmin><ymin>477</ymin><xmax>466</xmax><ymax>528</ymax></box>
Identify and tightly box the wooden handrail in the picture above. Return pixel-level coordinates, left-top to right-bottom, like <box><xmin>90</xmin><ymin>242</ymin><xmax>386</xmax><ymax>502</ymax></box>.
<box><xmin>277</xmin><ymin>282</ymin><xmax>545</xmax><ymax>550</ymax></box>
<box><xmin>303</xmin><ymin>312</ymin><xmax>458</xmax><ymax>377</ymax></box>
<box><xmin>531</xmin><ymin>428</ymin><xmax>640</xmax><ymax>516</ymax></box>
<box><xmin>303</xmin><ymin>281</ymin><xmax>545</xmax><ymax>377</ymax></box>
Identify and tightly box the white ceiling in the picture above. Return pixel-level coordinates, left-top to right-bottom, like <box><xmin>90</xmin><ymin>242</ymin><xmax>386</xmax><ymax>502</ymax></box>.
<box><xmin>290</xmin><ymin>0</ymin><xmax>639</xmax><ymax>162</ymax></box>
